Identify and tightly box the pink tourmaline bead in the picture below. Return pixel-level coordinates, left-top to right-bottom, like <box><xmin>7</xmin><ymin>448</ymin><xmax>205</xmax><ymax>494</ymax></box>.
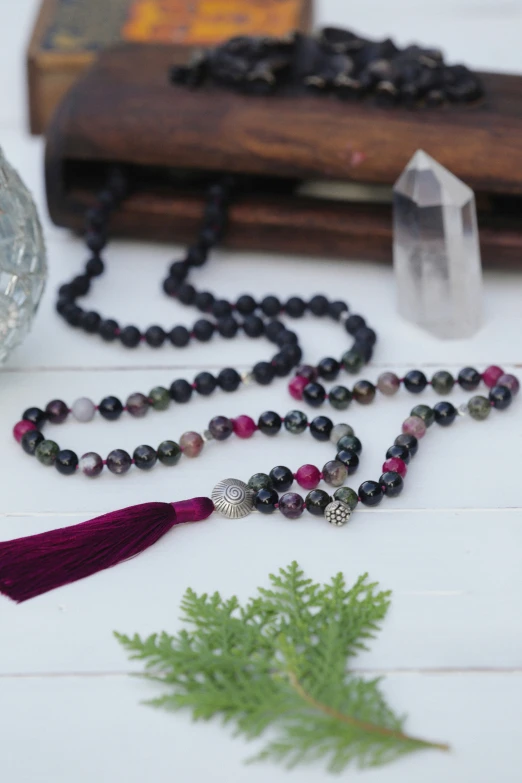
<box><xmin>288</xmin><ymin>376</ymin><xmax>309</xmax><ymax>400</ymax></box>
<box><xmin>295</xmin><ymin>464</ymin><xmax>321</xmax><ymax>490</ymax></box>
<box><xmin>179</xmin><ymin>431</ymin><xmax>204</xmax><ymax>458</ymax></box>
<box><xmin>497</xmin><ymin>374</ymin><xmax>520</xmax><ymax>396</ymax></box>
<box><xmin>482</xmin><ymin>365</ymin><xmax>504</xmax><ymax>388</ymax></box>
<box><xmin>232</xmin><ymin>415</ymin><xmax>257</xmax><ymax>439</ymax></box>
<box><xmin>402</xmin><ymin>415</ymin><xmax>427</xmax><ymax>439</ymax></box>
<box><xmin>382</xmin><ymin>457</ymin><xmax>407</xmax><ymax>477</ymax></box>
<box><xmin>13</xmin><ymin>420</ymin><xmax>37</xmax><ymax>443</ymax></box>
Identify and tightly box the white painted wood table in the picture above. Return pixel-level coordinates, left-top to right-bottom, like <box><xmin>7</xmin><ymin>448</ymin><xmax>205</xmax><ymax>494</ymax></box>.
<box><xmin>1</xmin><ymin>2</ymin><xmax>522</xmax><ymax>781</ymax></box>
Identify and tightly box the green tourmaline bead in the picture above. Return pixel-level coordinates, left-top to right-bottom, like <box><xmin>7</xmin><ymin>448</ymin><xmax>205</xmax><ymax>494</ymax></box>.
<box><xmin>410</xmin><ymin>404</ymin><xmax>435</xmax><ymax>427</ymax></box>
<box><xmin>35</xmin><ymin>439</ymin><xmax>60</xmax><ymax>466</ymax></box>
<box><xmin>341</xmin><ymin>349</ymin><xmax>364</xmax><ymax>374</ymax></box>
<box><xmin>468</xmin><ymin>395</ymin><xmax>491</xmax><ymax>421</ymax></box>
<box><xmin>248</xmin><ymin>472</ymin><xmax>273</xmax><ymax>492</ymax></box>
<box><xmin>157</xmin><ymin>440</ymin><xmax>182</xmax><ymax>466</ymax></box>
<box><xmin>337</xmin><ymin>434</ymin><xmax>362</xmax><ymax>454</ymax></box>
<box><xmin>431</xmin><ymin>370</ymin><xmax>454</xmax><ymax>394</ymax></box>
<box><xmin>284</xmin><ymin>410</ymin><xmax>308</xmax><ymax>434</ymax></box>
<box><xmin>328</xmin><ymin>385</ymin><xmax>353</xmax><ymax>410</ymax></box>
<box><xmin>149</xmin><ymin>386</ymin><xmax>170</xmax><ymax>411</ymax></box>
<box><xmin>334</xmin><ymin>486</ymin><xmax>359</xmax><ymax>510</ymax></box>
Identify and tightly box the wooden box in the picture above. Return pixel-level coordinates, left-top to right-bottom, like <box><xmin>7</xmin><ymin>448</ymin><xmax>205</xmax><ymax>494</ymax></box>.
<box><xmin>45</xmin><ymin>43</ymin><xmax>522</xmax><ymax>266</ymax></box>
<box><xmin>28</xmin><ymin>0</ymin><xmax>313</xmax><ymax>134</ymax></box>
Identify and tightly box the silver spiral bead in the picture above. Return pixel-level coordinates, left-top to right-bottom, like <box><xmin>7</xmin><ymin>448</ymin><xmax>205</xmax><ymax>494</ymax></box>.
<box><xmin>211</xmin><ymin>478</ymin><xmax>255</xmax><ymax>519</ymax></box>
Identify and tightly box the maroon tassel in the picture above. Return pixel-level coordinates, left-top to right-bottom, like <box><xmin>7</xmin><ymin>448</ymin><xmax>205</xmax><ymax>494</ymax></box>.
<box><xmin>0</xmin><ymin>497</ymin><xmax>214</xmax><ymax>603</ymax></box>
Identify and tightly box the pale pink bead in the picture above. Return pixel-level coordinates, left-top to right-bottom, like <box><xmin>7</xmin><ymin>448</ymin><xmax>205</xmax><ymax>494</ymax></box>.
<box><xmin>377</xmin><ymin>372</ymin><xmax>400</xmax><ymax>396</ymax></box>
<box><xmin>482</xmin><ymin>365</ymin><xmax>504</xmax><ymax>388</ymax></box>
<box><xmin>288</xmin><ymin>376</ymin><xmax>308</xmax><ymax>400</ymax></box>
<box><xmin>232</xmin><ymin>415</ymin><xmax>257</xmax><ymax>439</ymax></box>
<box><xmin>180</xmin><ymin>431</ymin><xmax>204</xmax><ymax>458</ymax></box>
<box><xmin>402</xmin><ymin>416</ymin><xmax>427</xmax><ymax>439</ymax></box>
<box><xmin>13</xmin><ymin>420</ymin><xmax>37</xmax><ymax>443</ymax></box>
<box><xmin>295</xmin><ymin>464</ymin><xmax>321</xmax><ymax>490</ymax></box>
<box><xmin>382</xmin><ymin>457</ymin><xmax>407</xmax><ymax>477</ymax></box>
<box><xmin>497</xmin><ymin>374</ymin><xmax>519</xmax><ymax>396</ymax></box>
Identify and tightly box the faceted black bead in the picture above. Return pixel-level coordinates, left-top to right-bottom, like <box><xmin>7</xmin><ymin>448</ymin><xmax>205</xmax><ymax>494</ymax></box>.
<box><xmin>145</xmin><ymin>325</ymin><xmax>166</xmax><ymax>347</ymax></box>
<box><xmin>257</xmin><ymin>411</ymin><xmax>282</xmax><ymax>436</ymax></box>
<box><xmin>280</xmin><ymin>343</ymin><xmax>302</xmax><ymax>365</ymax></box>
<box><xmin>261</xmin><ymin>295</ymin><xmax>281</xmax><ymax>317</ymax></box>
<box><xmin>177</xmin><ymin>283</ymin><xmax>196</xmax><ymax>305</ymax></box>
<box><xmin>99</xmin><ymin>319</ymin><xmax>119</xmax><ymax>341</ymax></box>
<box><xmin>56</xmin><ymin>297</ymin><xmax>71</xmax><ymax>316</ymax></box>
<box><xmin>86</xmin><ymin>231</ymin><xmax>106</xmax><ymax>253</ymax></box>
<box><xmin>317</xmin><ymin>357</ymin><xmax>340</xmax><ymax>381</ymax></box>
<box><xmin>85</xmin><ymin>207</ymin><xmax>106</xmax><ymax>231</ymax></box>
<box><xmin>265</xmin><ymin>320</ymin><xmax>285</xmax><ymax>342</ymax></box>
<box><xmin>336</xmin><ymin>449</ymin><xmax>359</xmax><ymax>474</ymax></box>
<box><xmin>186</xmin><ymin>245</ymin><xmax>208</xmax><ymax>267</ymax></box>
<box><xmin>99</xmin><ymin>396</ymin><xmax>123</xmax><ymax>421</ymax></box>
<box><xmin>217</xmin><ymin>316</ymin><xmax>239</xmax><ymax>338</ymax></box>
<box><xmin>433</xmin><ymin>401</ymin><xmax>457</xmax><ymax>426</ymax></box>
<box><xmin>170</xmin><ymin>379</ymin><xmax>193</xmax><ymax>403</ymax></box>
<box><xmin>303</xmin><ymin>382</ymin><xmax>326</xmax><ymax>407</ymax></box>
<box><xmin>55</xmin><ymin>449</ymin><xmax>79</xmax><ymax>475</ymax></box>
<box><xmin>63</xmin><ymin>303</ymin><xmax>83</xmax><ymax>327</ymax></box>
<box><xmin>194</xmin><ymin>372</ymin><xmax>217</xmax><ymax>396</ymax></box>
<box><xmin>254</xmin><ymin>487</ymin><xmax>279</xmax><ymax>514</ymax></box>
<box><xmin>70</xmin><ymin>275</ymin><xmax>91</xmax><ymax>297</ymax></box>
<box><xmin>169</xmin><ymin>260</ymin><xmax>189</xmax><ymax>280</ymax></box>
<box><xmin>23</xmin><ymin>407</ymin><xmax>47</xmax><ymax>427</ymax></box>
<box><xmin>305</xmin><ymin>489</ymin><xmax>331</xmax><ymax>516</ymax></box>
<box><xmin>285</xmin><ymin>296</ymin><xmax>306</xmax><ymax>318</ymax></box>
<box><xmin>193</xmin><ymin>319</ymin><xmax>215</xmax><ymax>342</ymax></box>
<box><xmin>489</xmin><ymin>385</ymin><xmax>512</xmax><ymax>410</ymax></box>
<box><xmin>457</xmin><ymin>367</ymin><xmax>481</xmax><ymax>391</ymax></box>
<box><xmin>58</xmin><ymin>283</ymin><xmax>74</xmax><ymax>300</ymax></box>
<box><xmin>253</xmin><ymin>361</ymin><xmax>275</xmax><ymax>385</ymax></box>
<box><xmin>284</xmin><ymin>409</ymin><xmax>308</xmax><ymax>434</ymax></box>
<box><xmin>328</xmin><ymin>385</ymin><xmax>353</xmax><ymax>410</ymax></box>
<box><xmin>359</xmin><ymin>480</ymin><xmax>383</xmax><ymax>506</ymax></box>
<box><xmin>354</xmin><ymin>341</ymin><xmax>373</xmax><ymax>362</ymax></box>
<box><xmin>276</xmin><ymin>330</ymin><xmax>298</xmax><ymax>347</ymax></box>
<box><xmin>272</xmin><ymin>352</ymin><xmax>292</xmax><ymax>377</ymax></box>
<box><xmin>85</xmin><ymin>256</ymin><xmax>104</xmax><ymax>277</ymax></box>
<box><xmin>212</xmin><ymin>299</ymin><xmax>233</xmax><ymax>319</ymax></box>
<box><xmin>236</xmin><ymin>294</ymin><xmax>257</xmax><ymax>315</ymax></box>
<box><xmin>243</xmin><ymin>315</ymin><xmax>264</xmax><ymax>337</ymax></box>
<box><xmin>310</xmin><ymin>415</ymin><xmax>333</xmax><ymax>441</ymax></box>
<box><xmin>385</xmin><ymin>444</ymin><xmax>411</xmax><ymax>464</ymax></box>
<box><xmin>394</xmin><ymin>433</ymin><xmax>418</xmax><ymax>457</ymax></box>
<box><xmin>345</xmin><ymin>314</ymin><xmax>366</xmax><ymax>335</ymax></box>
<box><xmin>329</xmin><ymin>300</ymin><xmax>348</xmax><ymax>320</ymax></box>
<box><xmin>199</xmin><ymin>226</ymin><xmax>219</xmax><ymax>248</ymax></box>
<box><xmin>308</xmin><ymin>294</ymin><xmax>329</xmax><ymax>316</ymax></box>
<box><xmin>355</xmin><ymin>326</ymin><xmax>377</xmax><ymax>346</ymax></box>
<box><xmin>217</xmin><ymin>368</ymin><xmax>241</xmax><ymax>392</ymax></box>
<box><xmin>403</xmin><ymin>370</ymin><xmax>428</xmax><ymax>394</ymax></box>
<box><xmin>163</xmin><ymin>276</ymin><xmax>179</xmax><ymax>297</ymax></box>
<box><xmin>380</xmin><ymin>471</ymin><xmax>404</xmax><ymax>497</ymax></box>
<box><xmin>120</xmin><ymin>325</ymin><xmax>141</xmax><ymax>348</ymax></box>
<box><xmin>169</xmin><ymin>325</ymin><xmax>190</xmax><ymax>347</ymax></box>
<box><xmin>194</xmin><ymin>291</ymin><xmax>215</xmax><ymax>312</ymax></box>
<box><xmin>133</xmin><ymin>445</ymin><xmax>158</xmax><ymax>471</ymax></box>
<box><xmin>269</xmin><ymin>465</ymin><xmax>294</xmax><ymax>492</ymax></box>
<box><xmin>21</xmin><ymin>429</ymin><xmax>44</xmax><ymax>455</ymax></box>
<box><xmin>337</xmin><ymin>434</ymin><xmax>362</xmax><ymax>454</ymax></box>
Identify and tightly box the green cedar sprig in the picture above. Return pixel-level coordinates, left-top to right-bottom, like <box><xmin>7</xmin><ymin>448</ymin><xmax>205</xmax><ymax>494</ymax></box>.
<box><xmin>115</xmin><ymin>562</ymin><xmax>448</xmax><ymax>772</ymax></box>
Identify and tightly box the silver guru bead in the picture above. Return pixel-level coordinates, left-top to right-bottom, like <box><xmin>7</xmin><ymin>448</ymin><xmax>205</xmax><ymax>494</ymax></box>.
<box><xmin>324</xmin><ymin>500</ymin><xmax>352</xmax><ymax>527</ymax></box>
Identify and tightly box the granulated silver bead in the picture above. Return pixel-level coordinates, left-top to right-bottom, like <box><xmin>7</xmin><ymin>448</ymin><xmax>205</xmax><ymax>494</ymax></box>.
<box><xmin>211</xmin><ymin>478</ymin><xmax>255</xmax><ymax>519</ymax></box>
<box><xmin>324</xmin><ymin>500</ymin><xmax>352</xmax><ymax>527</ymax></box>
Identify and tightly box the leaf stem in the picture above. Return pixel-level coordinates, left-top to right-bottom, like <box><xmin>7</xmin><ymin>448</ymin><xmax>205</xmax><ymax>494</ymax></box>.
<box><xmin>287</xmin><ymin>672</ymin><xmax>450</xmax><ymax>752</ymax></box>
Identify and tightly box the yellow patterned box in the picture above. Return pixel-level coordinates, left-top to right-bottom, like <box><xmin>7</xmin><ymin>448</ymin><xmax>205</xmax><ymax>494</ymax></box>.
<box><xmin>28</xmin><ymin>0</ymin><xmax>313</xmax><ymax>134</ymax></box>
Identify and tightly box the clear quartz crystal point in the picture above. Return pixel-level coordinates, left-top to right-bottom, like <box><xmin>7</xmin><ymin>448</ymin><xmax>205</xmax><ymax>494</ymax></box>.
<box><xmin>0</xmin><ymin>147</ymin><xmax>47</xmax><ymax>364</ymax></box>
<box><xmin>393</xmin><ymin>150</ymin><xmax>482</xmax><ymax>339</ymax></box>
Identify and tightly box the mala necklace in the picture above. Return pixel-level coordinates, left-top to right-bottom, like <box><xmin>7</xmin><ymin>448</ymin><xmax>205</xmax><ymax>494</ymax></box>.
<box><xmin>3</xmin><ymin>170</ymin><xmax>519</xmax><ymax>602</ymax></box>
